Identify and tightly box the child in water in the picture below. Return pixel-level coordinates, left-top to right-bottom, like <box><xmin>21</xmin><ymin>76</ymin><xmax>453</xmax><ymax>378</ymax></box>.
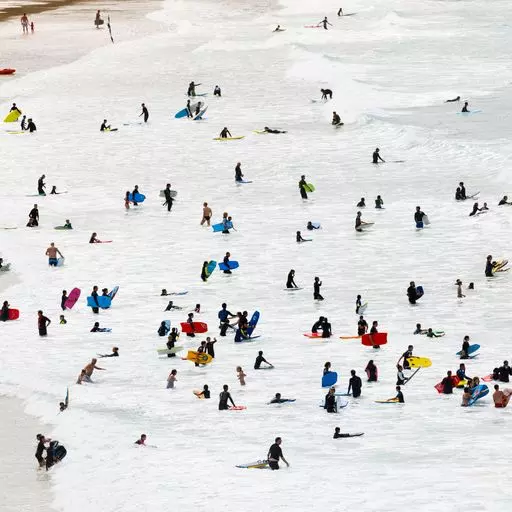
<box><xmin>237</xmin><ymin>366</ymin><xmax>246</xmax><ymax>386</ymax></box>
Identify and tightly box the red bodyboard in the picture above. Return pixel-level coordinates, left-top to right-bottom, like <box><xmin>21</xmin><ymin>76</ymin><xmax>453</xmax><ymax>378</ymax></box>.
<box><xmin>434</xmin><ymin>376</ymin><xmax>460</xmax><ymax>393</ymax></box>
<box><xmin>64</xmin><ymin>287</ymin><xmax>81</xmax><ymax>309</ymax></box>
<box><xmin>361</xmin><ymin>332</ymin><xmax>387</xmax><ymax>346</ymax></box>
<box><xmin>180</xmin><ymin>321</ymin><xmax>208</xmax><ymax>334</ymax></box>
<box><xmin>8</xmin><ymin>309</ymin><xmax>19</xmax><ymax>320</ymax></box>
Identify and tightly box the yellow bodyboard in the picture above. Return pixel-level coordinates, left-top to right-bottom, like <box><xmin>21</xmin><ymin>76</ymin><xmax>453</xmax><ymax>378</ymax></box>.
<box><xmin>406</xmin><ymin>356</ymin><xmax>432</xmax><ymax>368</ymax></box>
<box><xmin>185</xmin><ymin>351</ymin><xmax>212</xmax><ymax>364</ymax></box>
<box><xmin>4</xmin><ymin>110</ymin><xmax>21</xmax><ymax>123</ymax></box>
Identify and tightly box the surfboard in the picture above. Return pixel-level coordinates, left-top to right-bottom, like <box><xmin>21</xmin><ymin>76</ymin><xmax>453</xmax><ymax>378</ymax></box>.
<box><xmin>457</xmin><ymin>110</ymin><xmax>482</xmax><ymax>115</ymax></box>
<box><xmin>0</xmin><ymin>263</ymin><xmax>11</xmax><ymax>272</ymax></box>
<box><xmin>456</xmin><ymin>344</ymin><xmax>480</xmax><ymax>357</ymax></box>
<box><xmin>159</xmin><ymin>190</ymin><xmax>178</xmax><ymax>198</ymax></box>
<box><xmin>246</xmin><ymin>311</ymin><xmax>260</xmax><ymax>336</ymax></box>
<box><xmin>64</xmin><ymin>288</ymin><xmax>81</xmax><ymax>309</ymax></box>
<box><xmin>304</xmin><ymin>25</ymin><xmax>321</xmax><ymax>28</ymax></box>
<box><xmin>127</xmin><ymin>193</ymin><xmax>145</xmax><ymax>203</ymax></box>
<box><xmin>213</xmin><ymin>136</ymin><xmax>245</xmax><ymax>141</ymax></box>
<box><xmin>184</xmin><ymin>350</ymin><xmax>212</xmax><ymax>364</ymax></box>
<box><xmin>6</xmin><ymin>308</ymin><xmax>19</xmax><ymax>320</ymax></box>
<box><xmin>304</xmin><ymin>333</ymin><xmax>326</xmax><ymax>338</ymax></box>
<box><xmin>375</xmin><ymin>399</ymin><xmax>401</xmax><ymax>404</ymax></box>
<box><xmin>188</xmin><ymin>93</ymin><xmax>208</xmax><ymax>97</ymax></box>
<box><xmin>194</xmin><ymin>106</ymin><xmax>208</xmax><ymax>120</ymax></box>
<box><xmin>340</xmin><ymin>335</ymin><xmax>361</xmax><ymax>340</ymax></box>
<box><xmin>219</xmin><ymin>261</ymin><xmax>239</xmax><ymax>271</ymax></box>
<box><xmin>284</xmin><ymin>287</ymin><xmax>303</xmax><ymax>291</ymax></box>
<box><xmin>322</xmin><ymin>371</ymin><xmax>338</xmax><ymax>388</ymax></box>
<box><xmin>3</xmin><ymin>110</ymin><xmax>21</xmax><ymax>123</ymax></box>
<box><xmin>212</xmin><ymin>221</ymin><xmax>233</xmax><ymax>232</ymax></box>
<box><xmin>357</xmin><ymin>302</ymin><xmax>368</xmax><ymax>314</ymax></box>
<box><xmin>205</xmin><ymin>260</ymin><xmax>217</xmax><ymax>277</ymax></box>
<box><xmin>157</xmin><ymin>346</ymin><xmax>183</xmax><ymax>355</ymax></box>
<box><xmin>361</xmin><ymin>332</ymin><xmax>387</xmax><ymax>346</ymax></box>
<box><xmin>236</xmin><ymin>460</ymin><xmax>269</xmax><ymax>469</ymax></box>
<box><xmin>108</xmin><ymin>286</ymin><xmax>120</xmax><ymax>300</ymax></box>
<box><xmin>54</xmin><ymin>226</ymin><xmax>72</xmax><ymax>230</ymax></box>
<box><xmin>86</xmin><ymin>295</ymin><xmax>112</xmax><ymax>309</ymax></box>
<box><xmin>406</xmin><ymin>356</ymin><xmax>432</xmax><ymax>368</ymax></box>
<box><xmin>180</xmin><ymin>322</ymin><xmax>208</xmax><ymax>334</ymax></box>
<box><xmin>56</xmin><ymin>258</ymin><xmax>65</xmax><ymax>267</ymax></box>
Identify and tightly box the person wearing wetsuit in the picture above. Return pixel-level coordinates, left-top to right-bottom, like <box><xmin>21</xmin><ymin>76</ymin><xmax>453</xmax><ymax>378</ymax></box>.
<box><xmin>163</xmin><ymin>183</ymin><xmax>174</xmax><ymax>212</ymax></box>
<box><xmin>372</xmin><ymin>148</ymin><xmax>385</xmax><ymax>163</ymax></box>
<box><xmin>396</xmin><ymin>365</ymin><xmax>407</xmax><ymax>385</ymax></box>
<box><xmin>27</xmin><ymin>204</ymin><xmax>39</xmax><ymax>227</ymax></box>
<box><xmin>235</xmin><ymin>162</ymin><xmax>243</xmax><ymax>182</ymax></box>
<box><xmin>187</xmin><ymin>81</ymin><xmax>201</xmax><ymax>96</ymax></box>
<box><xmin>321</xmin><ymin>318</ymin><xmax>332</xmax><ymax>338</ymax></box>
<box><xmin>498</xmin><ymin>196</ymin><xmax>510</xmax><ymax>205</ymax></box>
<box><xmin>263</xmin><ymin>126</ymin><xmax>286</xmax><ymax>134</ymax></box>
<box><xmin>1</xmin><ymin>301</ymin><xmax>9</xmax><ymax>322</ymax></box>
<box><xmin>60</xmin><ymin>290</ymin><xmax>68</xmax><ymax>311</ymax></box>
<box><xmin>311</xmin><ymin>316</ymin><xmax>325</xmax><ymax>334</ymax></box>
<box><xmin>267</xmin><ymin>437</ymin><xmax>289</xmax><ymax>470</ymax></box>
<box><xmin>375</xmin><ymin>195</ymin><xmax>384</xmax><ymax>209</ymax></box>
<box><xmin>485</xmin><ymin>255</ymin><xmax>494</xmax><ymax>277</ymax></box>
<box><xmin>324</xmin><ymin>388</ymin><xmax>337</xmax><ymax>413</ymax></box>
<box><xmin>313</xmin><ymin>277</ymin><xmax>323</xmax><ymax>300</ymax></box>
<box><xmin>286</xmin><ymin>269</ymin><xmax>298</xmax><ymax>288</ymax></box>
<box><xmin>455</xmin><ymin>187</ymin><xmax>462</xmax><ymax>200</ymax></box>
<box><xmin>90</xmin><ymin>286</ymin><xmax>100</xmax><ymax>314</ymax></box>
<box><xmin>195</xmin><ymin>102</ymin><xmax>202</xmax><ymax>116</ymax></box>
<box><xmin>37</xmin><ymin>175</ymin><xmax>46</xmax><ymax>195</ymax></box>
<box><xmin>321</xmin><ymin>88</ymin><xmax>333</xmax><ymax>100</ymax></box>
<box><xmin>337</xmin><ymin>8</ymin><xmax>343</xmax><ymax>16</ymax></box>
<box><xmin>395</xmin><ymin>386</ymin><xmax>404</xmax><ymax>403</ymax></box>
<box><xmin>332</xmin><ymin>112</ymin><xmax>341</xmax><ymax>125</ymax></box>
<box><xmin>205</xmin><ymin>337</ymin><xmax>217</xmax><ymax>358</ymax></box>
<box><xmin>135</xmin><ymin>434</ymin><xmax>147</xmax><ymax>445</ymax></box>
<box><xmin>20</xmin><ymin>115</ymin><xmax>27</xmax><ymax>130</ymax></box>
<box><xmin>219</xmin><ymin>127</ymin><xmax>231</xmax><ymax>138</ymax></box>
<box><xmin>459</xmin><ymin>182</ymin><xmax>466</xmax><ymax>199</ymax></box>
<box><xmin>469</xmin><ymin>202</ymin><xmax>480</xmax><ymax>216</ymax></box>
<box><xmin>140</xmin><ymin>103</ymin><xmax>149</xmax><ymax>123</ymax></box>
<box><xmin>166</xmin><ymin>328</ymin><xmax>179</xmax><ymax>357</ymax></box>
<box><xmin>197</xmin><ymin>385</ymin><xmax>210</xmax><ymax>398</ymax></box>
<box><xmin>441</xmin><ymin>371</ymin><xmax>454</xmax><ymax>394</ymax></box>
<box><xmin>299</xmin><ymin>175</ymin><xmax>308</xmax><ymax>199</ymax></box>
<box><xmin>100</xmin><ymin>120</ymin><xmax>111</xmax><ymax>132</ymax></box>
<box><xmin>255</xmin><ymin>350</ymin><xmax>273</xmax><ymax>369</ymax></box>
<box><xmin>407</xmin><ymin>281</ymin><xmax>418</xmax><ymax>304</ymax></box>
<box><xmin>90</xmin><ymin>321</ymin><xmax>108</xmax><ymax>332</ymax></box>
<box><xmin>357</xmin><ymin>197</ymin><xmax>365</xmax><ymax>207</ymax></box>
<box><xmin>218</xmin><ymin>303</ymin><xmax>234</xmax><ymax>336</ymax></box>
<box><xmin>319</xmin><ymin>17</ymin><xmax>332</xmax><ymax>29</ymax></box>
<box><xmin>35</xmin><ymin>434</ymin><xmax>48</xmax><ymax>468</ymax></box>
<box><xmin>461</xmin><ymin>102</ymin><xmax>469</xmax><ymax>112</ymax></box>
<box><xmin>498</xmin><ymin>361</ymin><xmax>512</xmax><ymax>383</ymax></box>
<box><xmin>355</xmin><ymin>211</ymin><xmax>363</xmax><ymax>232</ymax></box>
<box><xmin>357</xmin><ymin>316</ymin><xmax>368</xmax><ymax>336</ymax></box>
<box><xmin>347</xmin><ymin>370</ymin><xmax>362</xmax><ymax>397</ymax></box>
<box><xmin>235</xmin><ymin>311</ymin><xmax>249</xmax><ymax>342</ymax></box>
<box><xmin>201</xmin><ymin>261</ymin><xmax>209</xmax><ymax>282</ymax></box>
<box><xmin>355</xmin><ymin>295</ymin><xmax>362</xmax><ymax>313</ymax></box>
<box><xmin>26</xmin><ymin>118</ymin><xmax>36</xmax><ymax>132</ymax></box>
<box><xmin>399</xmin><ymin>345</ymin><xmax>414</xmax><ymax>370</ymax></box>
<box><xmin>222</xmin><ymin>252</ymin><xmax>232</xmax><ymax>274</ymax></box>
<box><xmin>157</xmin><ymin>321</ymin><xmax>169</xmax><ymax>337</ymax></box>
<box><xmin>218</xmin><ymin>384</ymin><xmax>235</xmax><ymax>410</ymax></box>
<box><xmin>296</xmin><ymin>231</ymin><xmax>307</xmax><ymax>243</ymax></box>
<box><xmin>445</xmin><ymin>96</ymin><xmax>460</xmax><ymax>102</ymax></box>
<box><xmin>269</xmin><ymin>393</ymin><xmax>292</xmax><ymax>404</ymax></box>
<box><xmin>414</xmin><ymin>206</ymin><xmax>425</xmax><ymax>228</ymax></box>
<box><xmin>214</xmin><ymin>85</ymin><xmax>221</xmax><ymax>97</ymax></box>
<box><xmin>307</xmin><ymin>221</ymin><xmax>319</xmax><ymax>230</ymax></box>
<box><xmin>131</xmin><ymin>185</ymin><xmax>140</xmax><ymax>206</ymax></box>
<box><xmin>365</xmin><ymin>360</ymin><xmax>378</xmax><ymax>382</ymax></box>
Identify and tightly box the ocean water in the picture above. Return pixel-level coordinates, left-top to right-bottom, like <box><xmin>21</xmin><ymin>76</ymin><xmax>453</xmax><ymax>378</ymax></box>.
<box><xmin>1</xmin><ymin>0</ymin><xmax>512</xmax><ymax>510</ymax></box>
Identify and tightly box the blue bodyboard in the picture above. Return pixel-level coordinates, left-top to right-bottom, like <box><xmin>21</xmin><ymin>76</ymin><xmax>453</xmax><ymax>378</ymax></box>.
<box><xmin>194</xmin><ymin>106</ymin><xmax>208</xmax><ymax>120</ymax></box>
<box><xmin>128</xmin><ymin>193</ymin><xmax>146</xmax><ymax>203</ymax></box>
<box><xmin>212</xmin><ymin>221</ymin><xmax>233</xmax><ymax>232</ymax></box>
<box><xmin>468</xmin><ymin>384</ymin><xmax>489</xmax><ymax>406</ymax></box>
<box><xmin>311</xmin><ymin>222</ymin><xmax>321</xmax><ymax>228</ymax></box>
<box><xmin>108</xmin><ymin>285</ymin><xmax>119</xmax><ymax>300</ymax></box>
<box><xmin>322</xmin><ymin>371</ymin><xmax>338</xmax><ymax>388</ymax></box>
<box><xmin>456</xmin><ymin>344</ymin><xmax>480</xmax><ymax>356</ymax></box>
<box><xmin>87</xmin><ymin>296</ymin><xmax>112</xmax><ymax>309</ymax></box>
<box><xmin>416</xmin><ymin>286</ymin><xmax>424</xmax><ymax>299</ymax></box>
<box><xmin>206</xmin><ymin>260</ymin><xmax>217</xmax><ymax>277</ymax></box>
<box><xmin>246</xmin><ymin>311</ymin><xmax>260</xmax><ymax>336</ymax></box>
<box><xmin>174</xmin><ymin>108</ymin><xmax>188</xmax><ymax>118</ymax></box>
<box><xmin>219</xmin><ymin>261</ymin><xmax>239</xmax><ymax>271</ymax></box>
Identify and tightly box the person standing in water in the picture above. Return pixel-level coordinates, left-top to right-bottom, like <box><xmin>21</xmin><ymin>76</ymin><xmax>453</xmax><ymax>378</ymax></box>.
<box><xmin>37</xmin><ymin>310</ymin><xmax>51</xmax><ymax>336</ymax></box>
<box><xmin>286</xmin><ymin>269</ymin><xmax>298</xmax><ymax>289</ymax></box>
<box><xmin>45</xmin><ymin>243</ymin><xmax>63</xmax><ymax>267</ymax></box>
<box><xmin>219</xmin><ymin>127</ymin><xmax>232</xmax><ymax>138</ymax></box>
<box><xmin>235</xmin><ymin>162</ymin><xmax>244</xmax><ymax>182</ymax></box>
<box><xmin>218</xmin><ymin>384</ymin><xmax>236</xmax><ymax>410</ymax></box>
<box><xmin>21</xmin><ymin>13</ymin><xmax>29</xmax><ymax>34</ymax></box>
<box><xmin>313</xmin><ymin>277</ymin><xmax>323</xmax><ymax>300</ymax></box>
<box><xmin>213</xmin><ymin>85</ymin><xmax>221</xmax><ymax>97</ymax></box>
<box><xmin>37</xmin><ymin>175</ymin><xmax>46</xmax><ymax>195</ymax></box>
<box><xmin>299</xmin><ymin>175</ymin><xmax>308</xmax><ymax>199</ymax></box>
<box><xmin>267</xmin><ymin>437</ymin><xmax>289</xmax><ymax>470</ymax></box>
<box><xmin>373</xmin><ymin>148</ymin><xmax>385</xmax><ymax>164</ymax></box>
<box><xmin>139</xmin><ymin>103</ymin><xmax>149</xmax><ymax>123</ymax></box>
<box><xmin>318</xmin><ymin>17</ymin><xmax>332</xmax><ymax>29</ymax></box>
<box><xmin>163</xmin><ymin>183</ymin><xmax>174</xmax><ymax>212</ymax></box>
<box><xmin>200</xmin><ymin>202</ymin><xmax>212</xmax><ymax>226</ymax></box>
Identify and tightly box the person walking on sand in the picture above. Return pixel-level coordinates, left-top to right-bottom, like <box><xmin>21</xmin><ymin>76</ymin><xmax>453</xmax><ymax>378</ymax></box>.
<box><xmin>201</xmin><ymin>202</ymin><xmax>212</xmax><ymax>226</ymax></box>
<box><xmin>37</xmin><ymin>310</ymin><xmax>51</xmax><ymax>336</ymax></box>
<box><xmin>237</xmin><ymin>366</ymin><xmax>246</xmax><ymax>386</ymax></box>
<box><xmin>21</xmin><ymin>13</ymin><xmax>29</xmax><ymax>34</ymax></box>
<box><xmin>45</xmin><ymin>243</ymin><xmax>63</xmax><ymax>267</ymax></box>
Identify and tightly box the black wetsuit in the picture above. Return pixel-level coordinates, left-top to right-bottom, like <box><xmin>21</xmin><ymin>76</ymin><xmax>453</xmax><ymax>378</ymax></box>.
<box><xmin>401</xmin><ymin>350</ymin><xmax>413</xmax><ymax>369</ymax></box>
<box><xmin>498</xmin><ymin>365</ymin><xmax>512</xmax><ymax>383</ymax></box>
<box><xmin>268</xmin><ymin>443</ymin><xmax>283</xmax><ymax>470</ymax></box>
<box><xmin>407</xmin><ymin>285</ymin><xmax>418</xmax><ymax>304</ymax></box>
<box><xmin>321</xmin><ymin>89</ymin><xmax>333</xmax><ymax>100</ymax></box>
<box><xmin>321</xmin><ymin>321</ymin><xmax>332</xmax><ymax>338</ymax></box>
<box><xmin>223</xmin><ymin>255</ymin><xmax>231</xmax><ymax>274</ymax></box>
<box><xmin>235</xmin><ymin>165</ymin><xmax>243</xmax><ymax>182</ymax></box>
<box><xmin>254</xmin><ymin>355</ymin><xmax>268</xmax><ymax>369</ymax></box>
<box><xmin>35</xmin><ymin>440</ymin><xmax>46</xmax><ymax>467</ymax></box>
<box><xmin>366</xmin><ymin>363</ymin><xmax>377</xmax><ymax>382</ymax></box>
<box><xmin>460</xmin><ymin>185</ymin><xmax>466</xmax><ymax>199</ymax></box>
<box><xmin>219</xmin><ymin>390</ymin><xmax>234</xmax><ymax>410</ymax></box>
<box><xmin>28</xmin><ymin>207</ymin><xmax>39</xmax><ymax>226</ymax></box>
<box><xmin>166</xmin><ymin>332</ymin><xmax>179</xmax><ymax>358</ymax></box>
<box><xmin>163</xmin><ymin>188</ymin><xmax>173</xmax><ymax>212</ymax></box>
<box><xmin>357</xmin><ymin>319</ymin><xmax>368</xmax><ymax>336</ymax></box>
<box><xmin>0</xmin><ymin>305</ymin><xmax>9</xmax><ymax>321</ymax></box>
<box><xmin>201</xmin><ymin>263</ymin><xmax>208</xmax><ymax>282</ymax></box>
<box><xmin>206</xmin><ymin>340</ymin><xmax>216</xmax><ymax>358</ymax></box>
<box><xmin>313</xmin><ymin>281</ymin><xmax>323</xmax><ymax>300</ymax></box>
<box><xmin>485</xmin><ymin>260</ymin><xmax>494</xmax><ymax>277</ymax></box>
<box><xmin>286</xmin><ymin>271</ymin><xmax>297</xmax><ymax>288</ymax></box>
<box><xmin>27</xmin><ymin>120</ymin><xmax>37</xmax><ymax>132</ymax></box>
<box><xmin>348</xmin><ymin>375</ymin><xmax>362</xmax><ymax>397</ymax></box>
<box><xmin>357</xmin><ymin>199</ymin><xmax>365</xmax><ymax>207</ymax></box>
<box><xmin>396</xmin><ymin>391</ymin><xmax>405</xmax><ymax>403</ymax></box>
<box><xmin>218</xmin><ymin>307</ymin><xmax>233</xmax><ymax>336</ymax></box>
<box><xmin>299</xmin><ymin>178</ymin><xmax>308</xmax><ymax>199</ymax></box>
<box><xmin>373</xmin><ymin>151</ymin><xmax>384</xmax><ymax>164</ymax></box>
<box><xmin>61</xmin><ymin>293</ymin><xmax>68</xmax><ymax>311</ymax></box>
<box><xmin>141</xmin><ymin>106</ymin><xmax>149</xmax><ymax>122</ymax></box>
<box><xmin>37</xmin><ymin>177</ymin><xmax>45</xmax><ymax>195</ymax></box>
<box><xmin>91</xmin><ymin>290</ymin><xmax>100</xmax><ymax>314</ymax></box>
<box><xmin>324</xmin><ymin>393</ymin><xmax>336</xmax><ymax>413</ymax></box>
<box><xmin>311</xmin><ymin>319</ymin><xmax>323</xmax><ymax>333</ymax></box>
